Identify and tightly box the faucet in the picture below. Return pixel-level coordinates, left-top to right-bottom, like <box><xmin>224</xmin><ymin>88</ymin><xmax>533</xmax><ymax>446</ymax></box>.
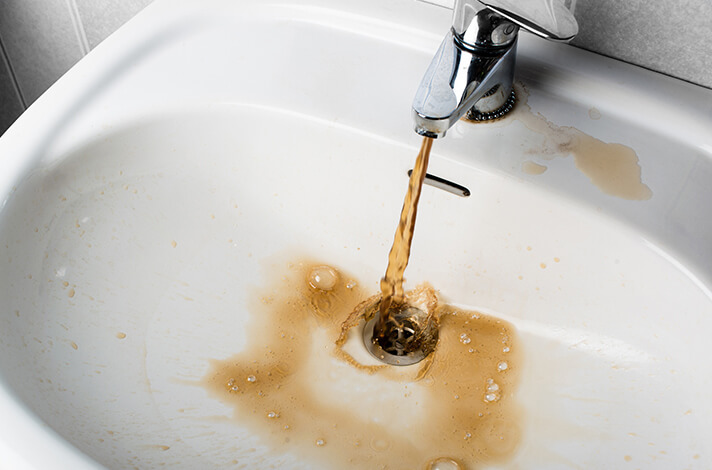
<box><xmin>412</xmin><ymin>0</ymin><xmax>579</xmax><ymax>138</ymax></box>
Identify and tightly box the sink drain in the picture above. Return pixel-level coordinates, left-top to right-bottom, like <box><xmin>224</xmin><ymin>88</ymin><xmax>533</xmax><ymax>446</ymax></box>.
<box><xmin>363</xmin><ymin>303</ymin><xmax>439</xmax><ymax>366</ymax></box>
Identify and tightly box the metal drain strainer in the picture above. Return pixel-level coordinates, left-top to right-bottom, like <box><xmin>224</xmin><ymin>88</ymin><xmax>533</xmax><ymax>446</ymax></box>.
<box><xmin>363</xmin><ymin>303</ymin><xmax>439</xmax><ymax>366</ymax></box>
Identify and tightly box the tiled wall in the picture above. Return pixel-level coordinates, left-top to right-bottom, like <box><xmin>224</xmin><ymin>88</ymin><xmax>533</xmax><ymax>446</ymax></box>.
<box><xmin>0</xmin><ymin>39</ymin><xmax>24</xmax><ymax>135</ymax></box>
<box><xmin>0</xmin><ymin>0</ymin><xmax>711</xmax><ymax>137</ymax></box>
<box><xmin>572</xmin><ymin>0</ymin><xmax>712</xmax><ymax>89</ymax></box>
<box><xmin>0</xmin><ymin>0</ymin><xmax>152</xmax><ymax>136</ymax></box>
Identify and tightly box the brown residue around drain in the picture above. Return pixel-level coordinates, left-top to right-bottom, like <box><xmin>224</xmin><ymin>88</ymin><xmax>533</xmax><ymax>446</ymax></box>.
<box><xmin>203</xmin><ymin>261</ymin><xmax>522</xmax><ymax>469</ymax></box>
<box><xmin>506</xmin><ymin>84</ymin><xmax>652</xmax><ymax>201</ymax></box>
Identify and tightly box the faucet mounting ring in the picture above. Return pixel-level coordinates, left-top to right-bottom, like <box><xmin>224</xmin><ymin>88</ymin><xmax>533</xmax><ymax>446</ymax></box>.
<box><xmin>466</xmin><ymin>89</ymin><xmax>516</xmax><ymax>122</ymax></box>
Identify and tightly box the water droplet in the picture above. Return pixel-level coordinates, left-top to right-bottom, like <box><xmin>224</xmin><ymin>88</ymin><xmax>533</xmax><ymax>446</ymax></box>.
<box><xmin>346</xmin><ymin>280</ymin><xmax>357</xmax><ymax>289</ymax></box>
<box><xmin>498</xmin><ymin>361</ymin><xmax>508</xmax><ymax>371</ymax></box>
<box><xmin>468</xmin><ymin>348</ymin><xmax>474</xmax><ymax>353</ymax></box>
<box><xmin>308</xmin><ymin>266</ymin><xmax>338</xmax><ymax>291</ymax></box>
<box><xmin>464</xmin><ymin>432</ymin><xmax>472</xmax><ymax>440</ymax></box>
<box><xmin>267</xmin><ymin>411</ymin><xmax>279</xmax><ymax>419</ymax></box>
<box><xmin>315</xmin><ymin>439</ymin><xmax>326</xmax><ymax>447</ymax></box>
<box><xmin>283</xmin><ymin>425</ymin><xmax>290</xmax><ymax>430</ymax></box>
<box><xmin>485</xmin><ymin>393</ymin><xmax>499</xmax><ymax>402</ymax></box>
<box><xmin>428</xmin><ymin>457</ymin><xmax>461</xmax><ymax>470</ymax></box>
<box><xmin>247</xmin><ymin>375</ymin><xmax>256</xmax><ymax>383</ymax></box>
<box><xmin>230</xmin><ymin>386</ymin><xmax>239</xmax><ymax>392</ymax></box>
<box><xmin>503</xmin><ymin>346</ymin><xmax>510</xmax><ymax>353</ymax></box>
<box><xmin>487</xmin><ymin>382</ymin><xmax>499</xmax><ymax>392</ymax></box>
<box><xmin>459</xmin><ymin>333</ymin><xmax>471</xmax><ymax>344</ymax></box>
<box><xmin>370</xmin><ymin>437</ymin><xmax>390</xmax><ymax>451</ymax></box>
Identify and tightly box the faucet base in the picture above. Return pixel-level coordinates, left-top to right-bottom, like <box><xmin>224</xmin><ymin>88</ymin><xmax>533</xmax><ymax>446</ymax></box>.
<box><xmin>466</xmin><ymin>88</ymin><xmax>516</xmax><ymax>122</ymax></box>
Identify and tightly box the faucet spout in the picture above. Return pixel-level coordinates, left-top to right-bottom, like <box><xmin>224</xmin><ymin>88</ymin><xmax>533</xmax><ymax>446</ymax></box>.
<box><xmin>412</xmin><ymin>0</ymin><xmax>578</xmax><ymax>138</ymax></box>
<box><xmin>412</xmin><ymin>29</ymin><xmax>517</xmax><ymax>138</ymax></box>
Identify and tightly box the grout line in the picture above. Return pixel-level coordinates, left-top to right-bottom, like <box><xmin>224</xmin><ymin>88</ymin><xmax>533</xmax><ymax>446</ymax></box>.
<box><xmin>65</xmin><ymin>0</ymin><xmax>91</xmax><ymax>56</ymax></box>
<box><xmin>0</xmin><ymin>32</ymin><xmax>27</xmax><ymax>109</ymax></box>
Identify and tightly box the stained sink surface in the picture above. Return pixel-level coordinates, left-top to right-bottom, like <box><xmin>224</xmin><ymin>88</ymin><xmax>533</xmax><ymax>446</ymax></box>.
<box><xmin>0</xmin><ymin>107</ymin><xmax>710</xmax><ymax>469</ymax></box>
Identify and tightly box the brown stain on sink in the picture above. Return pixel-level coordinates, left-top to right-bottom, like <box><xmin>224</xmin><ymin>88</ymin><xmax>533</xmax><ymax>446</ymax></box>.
<box><xmin>491</xmin><ymin>84</ymin><xmax>652</xmax><ymax>201</ymax></box>
<box><xmin>567</xmin><ymin>138</ymin><xmax>652</xmax><ymax>200</ymax></box>
<box><xmin>522</xmin><ymin>160</ymin><xmax>548</xmax><ymax>175</ymax></box>
<box><xmin>203</xmin><ymin>260</ymin><xmax>522</xmax><ymax>469</ymax></box>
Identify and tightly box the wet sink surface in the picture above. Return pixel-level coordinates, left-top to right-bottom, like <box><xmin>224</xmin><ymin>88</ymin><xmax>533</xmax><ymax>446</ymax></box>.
<box><xmin>1</xmin><ymin>0</ymin><xmax>712</xmax><ymax>469</ymax></box>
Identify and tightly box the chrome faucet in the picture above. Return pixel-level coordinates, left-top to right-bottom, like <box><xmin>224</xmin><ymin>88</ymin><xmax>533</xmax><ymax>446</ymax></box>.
<box><xmin>412</xmin><ymin>0</ymin><xmax>579</xmax><ymax>138</ymax></box>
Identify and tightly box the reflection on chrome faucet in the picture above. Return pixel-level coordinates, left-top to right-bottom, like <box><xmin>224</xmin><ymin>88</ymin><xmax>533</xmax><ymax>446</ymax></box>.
<box><xmin>412</xmin><ymin>0</ymin><xmax>578</xmax><ymax>138</ymax></box>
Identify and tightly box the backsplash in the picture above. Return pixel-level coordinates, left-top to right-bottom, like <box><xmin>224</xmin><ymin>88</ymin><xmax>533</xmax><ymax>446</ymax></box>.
<box><xmin>0</xmin><ymin>0</ymin><xmax>710</xmax><ymax>136</ymax></box>
<box><xmin>0</xmin><ymin>0</ymin><xmax>152</xmax><ymax>136</ymax></box>
<box><xmin>572</xmin><ymin>0</ymin><xmax>712</xmax><ymax>89</ymax></box>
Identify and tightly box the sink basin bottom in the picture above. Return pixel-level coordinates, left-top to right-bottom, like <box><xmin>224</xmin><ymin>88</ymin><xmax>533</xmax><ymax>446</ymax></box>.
<box><xmin>0</xmin><ymin>106</ymin><xmax>710</xmax><ymax>468</ymax></box>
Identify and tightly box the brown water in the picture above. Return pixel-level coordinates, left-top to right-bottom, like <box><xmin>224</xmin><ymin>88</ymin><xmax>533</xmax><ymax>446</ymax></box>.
<box><xmin>507</xmin><ymin>84</ymin><xmax>652</xmax><ymax>200</ymax></box>
<box><xmin>204</xmin><ymin>261</ymin><xmax>522</xmax><ymax>469</ymax></box>
<box><xmin>378</xmin><ymin>136</ymin><xmax>433</xmax><ymax>327</ymax></box>
<box><xmin>198</xmin><ymin>81</ymin><xmax>657</xmax><ymax>468</ymax></box>
<box><xmin>202</xmin><ymin>112</ymin><xmax>523</xmax><ymax>470</ymax></box>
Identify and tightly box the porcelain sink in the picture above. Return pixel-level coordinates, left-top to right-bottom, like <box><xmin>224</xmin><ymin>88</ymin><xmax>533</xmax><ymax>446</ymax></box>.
<box><xmin>1</xmin><ymin>0</ymin><xmax>712</xmax><ymax>469</ymax></box>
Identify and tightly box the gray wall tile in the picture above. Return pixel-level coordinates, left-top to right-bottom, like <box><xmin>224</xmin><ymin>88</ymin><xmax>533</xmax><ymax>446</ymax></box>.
<box><xmin>75</xmin><ymin>0</ymin><xmax>153</xmax><ymax>50</ymax></box>
<box><xmin>571</xmin><ymin>0</ymin><xmax>712</xmax><ymax>88</ymax></box>
<box><xmin>0</xmin><ymin>0</ymin><xmax>85</xmax><ymax>105</ymax></box>
<box><xmin>0</xmin><ymin>38</ymin><xmax>24</xmax><ymax>136</ymax></box>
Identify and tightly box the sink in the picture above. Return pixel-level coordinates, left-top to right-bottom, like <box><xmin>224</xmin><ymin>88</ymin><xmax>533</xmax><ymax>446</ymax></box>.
<box><xmin>1</xmin><ymin>0</ymin><xmax>711</xmax><ymax>468</ymax></box>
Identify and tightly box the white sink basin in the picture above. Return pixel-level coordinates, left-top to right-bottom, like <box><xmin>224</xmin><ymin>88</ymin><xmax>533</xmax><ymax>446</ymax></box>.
<box><xmin>1</xmin><ymin>0</ymin><xmax>711</xmax><ymax>468</ymax></box>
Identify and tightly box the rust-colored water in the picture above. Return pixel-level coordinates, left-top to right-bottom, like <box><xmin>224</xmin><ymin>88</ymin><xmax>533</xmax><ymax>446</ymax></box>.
<box><xmin>204</xmin><ymin>261</ymin><xmax>522</xmax><ymax>469</ymax></box>
<box><xmin>378</xmin><ymin>136</ymin><xmax>433</xmax><ymax>328</ymax></box>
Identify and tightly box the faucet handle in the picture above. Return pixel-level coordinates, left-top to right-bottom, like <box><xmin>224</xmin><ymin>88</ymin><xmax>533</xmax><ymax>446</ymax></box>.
<box><xmin>479</xmin><ymin>0</ymin><xmax>578</xmax><ymax>42</ymax></box>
